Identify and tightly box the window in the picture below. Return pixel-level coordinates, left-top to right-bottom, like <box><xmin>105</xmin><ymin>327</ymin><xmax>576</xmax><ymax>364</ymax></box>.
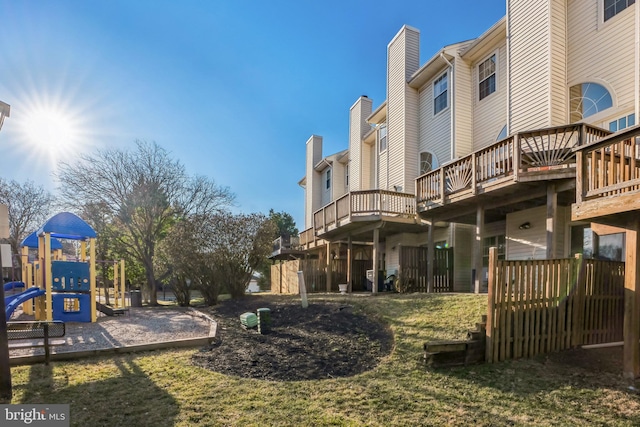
<box><xmin>496</xmin><ymin>125</ymin><xmax>508</xmax><ymax>141</ymax></box>
<box><xmin>433</xmin><ymin>73</ymin><xmax>448</xmax><ymax>114</ymax></box>
<box><xmin>435</xmin><ymin>240</ymin><xmax>448</xmax><ymax>249</ymax></box>
<box><xmin>609</xmin><ymin>113</ymin><xmax>636</xmax><ymax>132</ymax></box>
<box><xmin>482</xmin><ymin>235</ymin><xmax>505</xmax><ymax>267</ymax></box>
<box><xmin>569</xmin><ymin>82</ymin><xmax>613</xmax><ymax>122</ymax></box>
<box><xmin>419</xmin><ymin>151</ymin><xmax>438</xmax><ymax>175</ymax></box>
<box><xmin>378</xmin><ymin>125</ymin><xmax>387</xmax><ymax>153</ymax></box>
<box><xmin>325</xmin><ymin>169</ymin><xmax>331</xmax><ymax>190</ymax></box>
<box><xmin>478</xmin><ymin>54</ymin><xmax>496</xmax><ymax>101</ymax></box>
<box><xmin>604</xmin><ymin>0</ymin><xmax>635</xmax><ymax>21</ymax></box>
<box><xmin>345</xmin><ymin>165</ymin><xmax>349</xmax><ymax>187</ymax></box>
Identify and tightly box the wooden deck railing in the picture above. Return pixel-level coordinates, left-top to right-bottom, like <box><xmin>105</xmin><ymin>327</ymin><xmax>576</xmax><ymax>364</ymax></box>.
<box><xmin>417</xmin><ymin>124</ymin><xmax>610</xmax><ymax>207</ymax></box>
<box><xmin>575</xmin><ymin>125</ymin><xmax>640</xmax><ymax>203</ymax></box>
<box><xmin>313</xmin><ymin>190</ymin><xmax>416</xmax><ymax>235</ymax></box>
<box><xmin>486</xmin><ymin>248</ymin><xmax>624</xmax><ymax>363</ymax></box>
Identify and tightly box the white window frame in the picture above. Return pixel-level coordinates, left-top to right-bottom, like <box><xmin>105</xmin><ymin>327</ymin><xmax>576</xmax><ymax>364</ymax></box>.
<box><xmin>433</xmin><ymin>72</ymin><xmax>448</xmax><ymax>116</ymax></box>
<box><xmin>601</xmin><ymin>0</ymin><xmax>635</xmax><ymax>23</ymax></box>
<box><xmin>325</xmin><ymin>168</ymin><xmax>331</xmax><ymax>190</ymax></box>
<box><xmin>478</xmin><ymin>53</ymin><xmax>497</xmax><ymax>102</ymax></box>
<box><xmin>608</xmin><ymin>113</ymin><xmax>636</xmax><ymax>132</ymax></box>
<box><xmin>419</xmin><ymin>151</ymin><xmax>438</xmax><ymax>176</ymax></box>
<box><xmin>378</xmin><ymin>125</ymin><xmax>387</xmax><ymax>153</ymax></box>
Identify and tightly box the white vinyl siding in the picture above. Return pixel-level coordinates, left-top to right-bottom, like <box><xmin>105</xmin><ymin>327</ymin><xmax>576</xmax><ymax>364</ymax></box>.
<box><xmin>568</xmin><ymin>0</ymin><xmax>636</xmax><ymax>125</ymax></box>
<box><xmin>349</xmin><ymin>97</ymin><xmax>373</xmax><ymax>192</ymax></box>
<box><xmin>304</xmin><ymin>135</ymin><xmax>323</xmax><ymax>230</ymax></box>
<box><xmin>508</xmin><ymin>0</ymin><xmax>554</xmax><ymax>133</ymax></box>
<box><xmin>419</xmin><ymin>73</ymin><xmax>452</xmax><ymax>167</ymax></box>
<box><xmin>387</xmin><ymin>26</ymin><xmax>420</xmax><ymax>194</ymax></box>
<box><xmin>453</xmin><ymin>57</ymin><xmax>474</xmax><ymax>158</ymax></box>
<box><xmin>472</xmin><ymin>45</ymin><xmax>507</xmax><ymax>151</ymax></box>
<box><xmin>505</xmin><ymin>206</ymin><xmax>569</xmax><ymax>260</ymax></box>
<box><xmin>550</xmin><ymin>0</ymin><xmax>568</xmax><ymax>125</ymax></box>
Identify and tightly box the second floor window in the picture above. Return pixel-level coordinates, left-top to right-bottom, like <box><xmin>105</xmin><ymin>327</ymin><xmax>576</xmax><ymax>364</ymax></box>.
<box><xmin>378</xmin><ymin>125</ymin><xmax>387</xmax><ymax>153</ymax></box>
<box><xmin>479</xmin><ymin>54</ymin><xmax>496</xmax><ymax>101</ymax></box>
<box><xmin>345</xmin><ymin>165</ymin><xmax>349</xmax><ymax>187</ymax></box>
<box><xmin>433</xmin><ymin>73</ymin><xmax>448</xmax><ymax>115</ymax></box>
<box><xmin>604</xmin><ymin>0</ymin><xmax>635</xmax><ymax>21</ymax></box>
<box><xmin>325</xmin><ymin>169</ymin><xmax>331</xmax><ymax>190</ymax></box>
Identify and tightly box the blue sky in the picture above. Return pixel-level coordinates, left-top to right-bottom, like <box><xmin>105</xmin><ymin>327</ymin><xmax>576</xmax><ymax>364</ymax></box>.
<box><xmin>0</xmin><ymin>0</ymin><xmax>505</xmax><ymax>229</ymax></box>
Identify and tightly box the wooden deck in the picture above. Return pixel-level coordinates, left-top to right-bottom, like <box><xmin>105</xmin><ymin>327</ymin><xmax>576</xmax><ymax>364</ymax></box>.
<box><xmin>417</xmin><ymin>124</ymin><xmax>610</xmax><ymax>223</ymax></box>
<box><xmin>572</xmin><ymin>124</ymin><xmax>640</xmax><ymax>224</ymax></box>
<box><xmin>313</xmin><ymin>190</ymin><xmax>425</xmax><ymax>240</ymax></box>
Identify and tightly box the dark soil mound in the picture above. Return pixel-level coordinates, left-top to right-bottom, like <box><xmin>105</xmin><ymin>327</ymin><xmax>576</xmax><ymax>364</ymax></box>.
<box><xmin>191</xmin><ymin>297</ymin><xmax>393</xmax><ymax>381</ymax></box>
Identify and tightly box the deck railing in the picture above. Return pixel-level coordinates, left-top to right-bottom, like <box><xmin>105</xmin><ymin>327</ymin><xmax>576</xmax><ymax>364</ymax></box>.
<box><xmin>272</xmin><ymin>235</ymin><xmax>300</xmax><ymax>254</ymax></box>
<box><xmin>575</xmin><ymin>125</ymin><xmax>640</xmax><ymax>203</ymax></box>
<box><xmin>314</xmin><ymin>190</ymin><xmax>416</xmax><ymax>235</ymax></box>
<box><xmin>417</xmin><ymin>124</ymin><xmax>610</xmax><ymax>207</ymax></box>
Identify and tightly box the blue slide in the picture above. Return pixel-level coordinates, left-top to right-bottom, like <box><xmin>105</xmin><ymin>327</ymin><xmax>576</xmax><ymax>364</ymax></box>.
<box><xmin>5</xmin><ymin>287</ymin><xmax>46</xmax><ymax>319</ymax></box>
<box><xmin>4</xmin><ymin>281</ymin><xmax>25</xmax><ymax>292</ymax></box>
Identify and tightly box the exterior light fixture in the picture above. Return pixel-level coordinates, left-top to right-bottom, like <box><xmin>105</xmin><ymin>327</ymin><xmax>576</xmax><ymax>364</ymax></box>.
<box><xmin>519</xmin><ymin>222</ymin><xmax>531</xmax><ymax>230</ymax></box>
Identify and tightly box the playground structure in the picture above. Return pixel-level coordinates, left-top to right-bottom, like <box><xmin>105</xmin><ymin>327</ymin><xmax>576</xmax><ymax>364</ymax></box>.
<box><xmin>5</xmin><ymin>212</ymin><xmax>126</xmax><ymax>322</ymax></box>
<box><xmin>95</xmin><ymin>259</ymin><xmax>127</xmax><ymax>316</ymax></box>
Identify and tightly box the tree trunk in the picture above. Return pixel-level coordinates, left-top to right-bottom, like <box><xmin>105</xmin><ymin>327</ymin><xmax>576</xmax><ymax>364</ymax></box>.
<box><xmin>144</xmin><ymin>262</ymin><xmax>158</xmax><ymax>306</ymax></box>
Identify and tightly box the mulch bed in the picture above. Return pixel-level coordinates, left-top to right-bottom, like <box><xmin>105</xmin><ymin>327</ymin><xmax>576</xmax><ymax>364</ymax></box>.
<box><xmin>191</xmin><ymin>297</ymin><xmax>393</xmax><ymax>381</ymax></box>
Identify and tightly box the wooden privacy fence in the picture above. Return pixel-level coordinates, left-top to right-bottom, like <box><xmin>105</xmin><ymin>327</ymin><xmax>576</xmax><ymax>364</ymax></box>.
<box><xmin>399</xmin><ymin>246</ymin><xmax>454</xmax><ymax>292</ymax></box>
<box><xmin>486</xmin><ymin>248</ymin><xmax>624</xmax><ymax>363</ymax></box>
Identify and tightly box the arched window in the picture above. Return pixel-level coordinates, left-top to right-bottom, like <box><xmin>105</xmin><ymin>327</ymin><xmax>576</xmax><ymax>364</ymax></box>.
<box><xmin>419</xmin><ymin>151</ymin><xmax>439</xmax><ymax>175</ymax></box>
<box><xmin>496</xmin><ymin>125</ymin><xmax>508</xmax><ymax>141</ymax></box>
<box><xmin>569</xmin><ymin>82</ymin><xmax>613</xmax><ymax>122</ymax></box>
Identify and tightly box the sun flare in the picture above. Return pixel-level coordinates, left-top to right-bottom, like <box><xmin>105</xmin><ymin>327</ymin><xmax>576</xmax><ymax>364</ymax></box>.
<box><xmin>16</xmin><ymin>104</ymin><xmax>86</xmax><ymax>168</ymax></box>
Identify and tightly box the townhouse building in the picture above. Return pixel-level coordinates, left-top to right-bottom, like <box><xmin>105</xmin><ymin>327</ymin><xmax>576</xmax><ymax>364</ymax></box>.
<box><xmin>272</xmin><ymin>0</ymin><xmax>638</xmax><ymax>297</ymax></box>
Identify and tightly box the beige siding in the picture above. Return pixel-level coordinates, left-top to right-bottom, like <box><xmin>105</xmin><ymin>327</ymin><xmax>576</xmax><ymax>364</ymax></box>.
<box><xmin>349</xmin><ymin>97</ymin><xmax>373</xmax><ymax>191</ymax></box>
<box><xmin>549</xmin><ymin>0</ymin><xmax>567</xmax><ymax>125</ymax></box>
<box><xmin>454</xmin><ymin>57</ymin><xmax>474</xmax><ymax>158</ymax></box>
<box><xmin>387</xmin><ymin>26</ymin><xmax>420</xmax><ymax>194</ymax></box>
<box><xmin>508</xmin><ymin>0</ymin><xmax>552</xmax><ymax>132</ymax></box>
<box><xmin>418</xmin><ymin>68</ymin><xmax>452</xmax><ymax>168</ymax></box>
<box><xmin>304</xmin><ymin>135</ymin><xmax>323</xmax><ymax>230</ymax></box>
<box><xmin>567</xmin><ymin>0</ymin><xmax>636</xmax><ymax>125</ymax></box>
<box><xmin>473</xmin><ymin>43</ymin><xmax>508</xmax><ymax>150</ymax></box>
<box><xmin>506</xmin><ymin>205</ymin><xmax>569</xmax><ymax>260</ymax></box>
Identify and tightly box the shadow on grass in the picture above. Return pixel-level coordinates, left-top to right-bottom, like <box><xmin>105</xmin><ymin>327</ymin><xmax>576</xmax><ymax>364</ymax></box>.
<box><xmin>439</xmin><ymin>346</ymin><xmax>634</xmax><ymax>396</ymax></box>
<box><xmin>13</xmin><ymin>357</ymin><xmax>179</xmax><ymax>427</ymax></box>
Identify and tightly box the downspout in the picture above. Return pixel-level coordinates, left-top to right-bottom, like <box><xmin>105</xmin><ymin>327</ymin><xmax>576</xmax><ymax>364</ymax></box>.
<box><xmin>440</xmin><ymin>53</ymin><xmax>455</xmax><ymax>159</ymax></box>
<box><xmin>506</xmin><ymin>4</ymin><xmax>512</xmax><ymax>135</ymax></box>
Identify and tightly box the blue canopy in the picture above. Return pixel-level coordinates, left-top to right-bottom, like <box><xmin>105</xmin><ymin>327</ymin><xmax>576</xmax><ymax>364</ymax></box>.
<box><xmin>36</xmin><ymin>212</ymin><xmax>97</xmax><ymax>240</ymax></box>
<box><xmin>21</xmin><ymin>231</ymin><xmax>64</xmax><ymax>249</ymax></box>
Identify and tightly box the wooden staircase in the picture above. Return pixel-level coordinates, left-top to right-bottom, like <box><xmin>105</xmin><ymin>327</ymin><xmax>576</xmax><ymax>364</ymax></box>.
<box><xmin>423</xmin><ymin>315</ymin><xmax>486</xmax><ymax>368</ymax></box>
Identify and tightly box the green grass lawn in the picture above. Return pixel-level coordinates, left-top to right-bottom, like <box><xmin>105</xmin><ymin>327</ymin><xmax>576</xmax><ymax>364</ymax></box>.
<box><xmin>10</xmin><ymin>293</ymin><xmax>640</xmax><ymax>426</ymax></box>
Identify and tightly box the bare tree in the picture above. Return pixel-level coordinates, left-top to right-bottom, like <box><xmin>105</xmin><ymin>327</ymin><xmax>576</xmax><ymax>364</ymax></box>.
<box><xmin>204</xmin><ymin>212</ymin><xmax>276</xmax><ymax>300</ymax></box>
<box><xmin>0</xmin><ymin>179</ymin><xmax>54</xmax><ymax>278</ymax></box>
<box><xmin>57</xmin><ymin>141</ymin><xmax>234</xmax><ymax>305</ymax></box>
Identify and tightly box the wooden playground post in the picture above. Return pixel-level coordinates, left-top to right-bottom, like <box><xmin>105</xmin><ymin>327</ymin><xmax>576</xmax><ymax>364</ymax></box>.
<box><xmin>120</xmin><ymin>260</ymin><xmax>126</xmax><ymax>308</ymax></box>
<box><xmin>90</xmin><ymin>238</ymin><xmax>96</xmax><ymax>322</ymax></box>
<box><xmin>43</xmin><ymin>233</ymin><xmax>53</xmax><ymax>322</ymax></box>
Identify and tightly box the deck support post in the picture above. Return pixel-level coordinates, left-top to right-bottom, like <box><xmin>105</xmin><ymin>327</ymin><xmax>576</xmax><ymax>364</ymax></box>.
<box><xmin>427</xmin><ymin>220</ymin><xmax>434</xmax><ymax>293</ymax></box>
<box><xmin>372</xmin><ymin>228</ymin><xmax>379</xmax><ymax>294</ymax></box>
<box><xmin>474</xmin><ymin>205</ymin><xmax>485</xmax><ymax>293</ymax></box>
<box><xmin>326</xmin><ymin>242</ymin><xmax>332</xmax><ymax>293</ymax></box>
<box><xmin>546</xmin><ymin>183</ymin><xmax>558</xmax><ymax>259</ymax></box>
<box><xmin>347</xmin><ymin>237</ymin><xmax>352</xmax><ymax>293</ymax></box>
<box><xmin>623</xmin><ymin>220</ymin><xmax>640</xmax><ymax>379</ymax></box>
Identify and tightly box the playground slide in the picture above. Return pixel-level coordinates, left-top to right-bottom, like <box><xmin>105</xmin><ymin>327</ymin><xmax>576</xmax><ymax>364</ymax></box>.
<box><xmin>96</xmin><ymin>301</ymin><xmax>127</xmax><ymax>316</ymax></box>
<box><xmin>4</xmin><ymin>287</ymin><xmax>46</xmax><ymax>319</ymax></box>
<box><xmin>3</xmin><ymin>281</ymin><xmax>25</xmax><ymax>292</ymax></box>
